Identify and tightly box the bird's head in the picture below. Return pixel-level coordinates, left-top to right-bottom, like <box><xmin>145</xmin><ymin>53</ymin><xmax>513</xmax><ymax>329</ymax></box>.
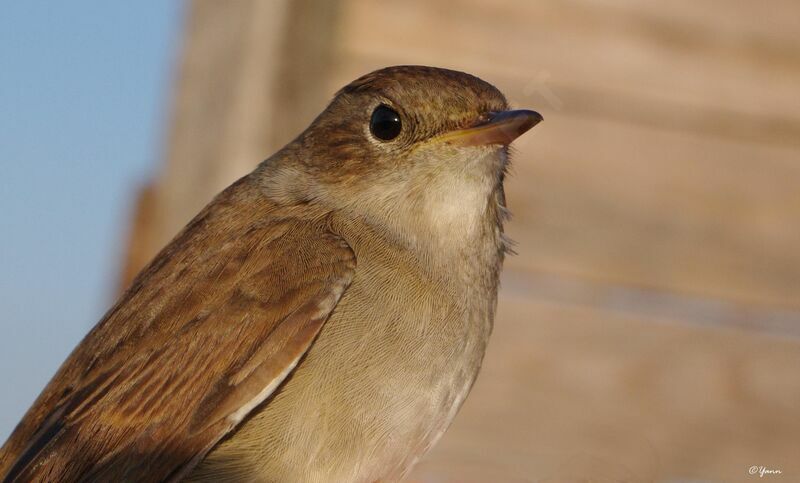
<box><xmin>262</xmin><ymin>65</ymin><xmax>541</xmax><ymax>251</ymax></box>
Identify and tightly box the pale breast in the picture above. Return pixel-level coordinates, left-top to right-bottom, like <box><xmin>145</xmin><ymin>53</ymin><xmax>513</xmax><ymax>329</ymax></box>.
<box><xmin>188</xmin><ymin>218</ymin><xmax>499</xmax><ymax>482</ymax></box>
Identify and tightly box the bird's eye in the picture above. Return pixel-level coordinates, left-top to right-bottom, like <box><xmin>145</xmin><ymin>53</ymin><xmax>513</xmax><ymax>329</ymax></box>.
<box><xmin>370</xmin><ymin>104</ymin><xmax>402</xmax><ymax>141</ymax></box>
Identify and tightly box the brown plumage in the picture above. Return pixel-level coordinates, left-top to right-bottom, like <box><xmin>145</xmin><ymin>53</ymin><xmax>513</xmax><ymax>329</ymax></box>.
<box><xmin>0</xmin><ymin>65</ymin><xmax>541</xmax><ymax>482</ymax></box>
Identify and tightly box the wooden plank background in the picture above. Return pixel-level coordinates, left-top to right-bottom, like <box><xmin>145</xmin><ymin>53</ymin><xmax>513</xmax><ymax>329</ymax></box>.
<box><xmin>122</xmin><ymin>1</ymin><xmax>800</xmax><ymax>481</ymax></box>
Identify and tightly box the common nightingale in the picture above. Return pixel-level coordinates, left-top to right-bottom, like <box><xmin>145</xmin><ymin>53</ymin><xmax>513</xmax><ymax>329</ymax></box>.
<box><xmin>0</xmin><ymin>65</ymin><xmax>541</xmax><ymax>482</ymax></box>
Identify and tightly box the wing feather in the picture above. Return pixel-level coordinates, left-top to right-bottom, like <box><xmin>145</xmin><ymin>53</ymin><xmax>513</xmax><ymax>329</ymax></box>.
<box><xmin>0</xmin><ymin>177</ymin><xmax>355</xmax><ymax>482</ymax></box>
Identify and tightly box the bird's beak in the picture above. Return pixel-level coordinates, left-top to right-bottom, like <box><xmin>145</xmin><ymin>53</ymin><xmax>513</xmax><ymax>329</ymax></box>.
<box><xmin>438</xmin><ymin>109</ymin><xmax>543</xmax><ymax>147</ymax></box>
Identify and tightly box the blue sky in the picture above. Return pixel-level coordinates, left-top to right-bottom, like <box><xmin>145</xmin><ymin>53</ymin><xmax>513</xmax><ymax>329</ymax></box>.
<box><xmin>0</xmin><ymin>2</ymin><xmax>184</xmax><ymax>440</ymax></box>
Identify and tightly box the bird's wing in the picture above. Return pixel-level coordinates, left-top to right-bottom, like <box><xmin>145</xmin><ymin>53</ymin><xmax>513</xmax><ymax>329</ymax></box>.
<box><xmin>0</xmin><ymin>180</ymin><xmax>356</xmax><ymax>482</ymax></box>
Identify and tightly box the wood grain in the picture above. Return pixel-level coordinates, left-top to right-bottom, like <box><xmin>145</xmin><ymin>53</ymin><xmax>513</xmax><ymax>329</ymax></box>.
<box><xmin>412</xmin><ymin>292</ymin><xmax>800</xmax><ymax>482</ymax></box>
<box><xmin>118</xmin><ymin>1</ymin><xmax>800</xmax><ymax>481</ymax></box>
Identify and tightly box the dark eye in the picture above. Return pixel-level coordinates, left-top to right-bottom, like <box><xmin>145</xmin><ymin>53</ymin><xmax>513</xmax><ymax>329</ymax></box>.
<box><xmin>370</xmin><ymin>104</ymin><xmax>402</xmax><ymax>141</ymax></box>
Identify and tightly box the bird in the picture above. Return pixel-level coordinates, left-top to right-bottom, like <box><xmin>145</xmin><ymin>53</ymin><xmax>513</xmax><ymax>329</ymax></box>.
<box><xmin>0</xmin><ymin>65</ymin><xmax>541</xmax><ymax>482</ymax></box>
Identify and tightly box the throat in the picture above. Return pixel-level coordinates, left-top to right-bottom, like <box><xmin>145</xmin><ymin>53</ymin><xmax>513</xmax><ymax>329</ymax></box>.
<box><xmin>399</xmin><ymin>177</ymin><xmax>506</xmax><ymax>283</ymax></box>
<box><xmin>422</xmin><ymin>175</ymin><xmax>494</xmax><ymax>248</ymax></box>
<box><xmin>411</xmin><ymin>146</ymin><xmax>508</xmax><ymax>257</ymax></box>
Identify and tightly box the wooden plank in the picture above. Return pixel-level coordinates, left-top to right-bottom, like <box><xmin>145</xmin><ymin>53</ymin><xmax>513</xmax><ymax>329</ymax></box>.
<box><xmin>587</xmin><ymin>0</ymin><xmax>800</xmax><ymax>45</ymax></box>
<box><xmin>410</xmin><ymin>292</ymin><xmax>800</xmax><ymax>482</ymax></box>
<box><xmin>336</xmin><ymin>0</ymin><xmax>800</xmax><ymax>120</ymax></box>
<box><xmin>323</xmin><ymin>60</ymin><xmax>800</xmax><ymax>308</ymax></box>
<box><xmin>120</xmin><ymin>0</ymin><xmax>344</xmax><ymax>287</ymax></box>
<box><xmin>148</xmin><ymin>0</ymin><xmax>291</xmax><ymax>252</ymax></box>
<box><xmin>110</xmin><ymin>2</ymin><xmax>800</xmax><ymax>481</ymax></box>
<box><xmin>326</xmin><ymin>0</ymin><xmax>800</xmax><ymax>309</ymax></box>
<box><xmin>504</xmin><ymin>113</ymin><xmax>800</xmax><ymax>308</ymax></box>
<box><xmin>130</xmin><ymin>1</ymin><xmax>800</xmax><ymax>303</ymax></box>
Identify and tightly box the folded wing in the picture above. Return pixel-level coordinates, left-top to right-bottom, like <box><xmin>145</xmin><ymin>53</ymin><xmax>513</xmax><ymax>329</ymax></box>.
<box><xmin>0</xmin><ymin>179</ymin><xmax>355</xmax><ymax>482</ymax></box>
